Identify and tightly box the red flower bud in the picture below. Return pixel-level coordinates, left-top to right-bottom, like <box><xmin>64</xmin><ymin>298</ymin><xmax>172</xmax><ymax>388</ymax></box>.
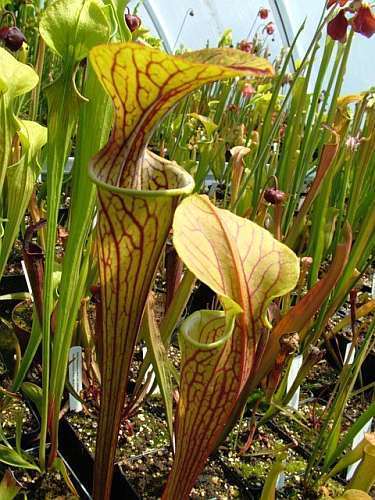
<box><xmin>259</xmin><ymin>8</ymin><xmax>269</xmax><ymax>20</ymax></box>
<box><xmin>125</xmin><ymin>11</ymin><xmax>141</xmax><ymax>33</ymax></box>
<box><xmin>327</xmin><ymin>10</ymin><xmax>348</xmax><ymax>42</ymax></box>
<box><xmin>238</xmin><ymin>39</ymin><xmax>253</xmax><ymax>53</ymax></box>
<box><xmin>264</xmin><ymin>188</ymin><xmax>286</xmax><ymax>204</ymax></box>
<box><xmin>0</xmin><ymin>26</ymin><xmax>25</xmax><ymax>51</ymax></box>
<box><xmin>265</xmin><ymin>22</ymin><xmax>275</xmax><ymax>35</ymax></box>
<box><xmin>352</xmin><ymin>5</ymin><xmax>375</xmax><ymax>38</ymax></box>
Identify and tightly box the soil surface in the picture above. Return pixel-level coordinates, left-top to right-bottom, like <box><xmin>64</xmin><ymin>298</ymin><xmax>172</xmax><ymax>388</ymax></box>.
<box><xmin>2</xmin><ymin>467</ymin><xmax>77</xmax><ymax>499</ymax></box>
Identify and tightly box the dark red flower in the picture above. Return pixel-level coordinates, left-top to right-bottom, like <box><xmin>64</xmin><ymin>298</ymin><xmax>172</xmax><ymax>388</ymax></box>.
<box><xmin>0</xmin><ymin>26</ymin><xmax>26</xmax><ymax>51</ymax></box>
<box><xmin>265</xmin><ymin>22</ymin><xmax>275</xmax><ymax>35</ymax></box>
<box><xmin>259</xmin><ymin>8</ymin><xmax>269</xmax><ymax>20</ymax></box>
<box><xmin>238</xmin><ymin>39</ymin><xmax>253</xmax><ymax>53</ymax></box>
<box><xmin>352</xmin><ymin>5</ymin><xmax>375</xmax><ymax>38</ymax></box>
<box><xmin>327</xmin><ymin>0</ymin><xmax>350</xmax><ymax>8</ymax></box>
<box><xmin>125</xmin><ymin>9</ymin><xmax>141</xmax><ymax>33</ymax></box>
<box><xmin>264</xmin><ymin>188</ymin><xmax>286</xmax><ymax>204</ymax></box>
<box><xmin>327</xmin><ymin>10</ymin><xmax>348</xmax><ymax>41</ymax></box>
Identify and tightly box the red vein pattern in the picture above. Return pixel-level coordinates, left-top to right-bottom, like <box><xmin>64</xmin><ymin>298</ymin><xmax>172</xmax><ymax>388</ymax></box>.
<box><xmin>88</xmin><ymin>43</ymin><xmax>273</xmax><ymax>500</ymax></box>
<box><xmin>163</xmin><ymin>195</ymin><xmax>299</xmax><ymax>498</ymax></box>
<box><xmin>163</xmin><ymin>312</ymin><xmax>243</xmax><ymax>499</ymax></box>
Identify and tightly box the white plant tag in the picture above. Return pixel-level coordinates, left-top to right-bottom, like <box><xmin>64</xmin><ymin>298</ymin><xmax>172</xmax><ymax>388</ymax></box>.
<box><xmin>346</xmin><ymin>418</ymin><xmax>373</xmax><ymax>480</ymax></box>
<box><xmin>344</xmin><ymin>342</ymin><xmax>355</xmax><ymax>365</ymax></box>
<box><xmin>287</xmin><ymin>354</ymin><xmax>303</xmax><ymax>410</ymax></box>
<box><xmin>21</xmin><ymin>260</ymin><xmax>33</xmax><ymax>301</ymax></box>
<box><xmin>371</xmin><ymin>273</ymin><xmax>375</xmax><ymax>299</ymax></box>
<box><xmin>142</xmin><ymin>347</ymin><xmax>159</xmax><ymax>395</ymax></box>
<box><xmin>276</xmin><ymin>471</ymin><xmax>285</xmax><ymax>490</ymax></box>
<box><xmin>69</xmin><ymin>346</ymin><xmax>83</xmax><ymax>412</ymax></box>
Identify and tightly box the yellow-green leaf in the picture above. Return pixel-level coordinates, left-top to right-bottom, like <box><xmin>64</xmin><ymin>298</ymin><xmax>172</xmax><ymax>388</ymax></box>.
<box><xmin>163</xmin><ymin>308</ymin><xmax>241</xmax><ymax>499</ymax></box>
<box><xmin>89</xmin><ymin>42</ymin><xmax>274</xmax><ymax>500</ymax></box>
<box><xmin>188</xmin><ymin>113</ymin><xmax>218</xmax><ymax>137</ymax></box>
<box><xmin>173</xmin><ymin>194</ymin><xmax>299</xmax><ymax>341</ymax></box>
<box><xmin>166</xmin><ymin>194</ymin><xmax>299</xmax><ymax>498</ymax></box>
<box><xmin>89</xmin><ymin>42</ymin><xmax>273</xmax><ymax>189</ymax></box>
<box><xmin>39</xmin><ymin>0</ymin><xmax>110</xmax><ymax>61</ymax></box>
<box><xmin>0</xmin><ymin>445</ymin><xmax>39</xmax><ymax>472</ymax></box>
<box><xmin>0</xmin><ymin>120</ymin><xmax>47</xmax><ymax>278</ymax></box>
<box><xmin>0</xmin><ymin>48</ymin><xmax>38</xmax><ymax>98</ymax></box>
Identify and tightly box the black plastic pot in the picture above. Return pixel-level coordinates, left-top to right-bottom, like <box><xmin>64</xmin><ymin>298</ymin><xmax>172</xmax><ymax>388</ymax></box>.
<box><xmin>59</xmin><ymin>415</ymin><xmax>259</xmax><ymax>499</ymax></box>
<box><xmin>58</xmin><ymin>417</ymin><xmax>139</xmax><ymax>499</ymax></box>
<box><xmin>0</xmin><ymin>273</ymin><xmax>28</xmax><ymax>295</ymax></box>
<box><xmin>0</xmin><ymin>273</ymin><xmax>28</xmax><ymax>321</ymax></box>
<box><xmin>24</xmin><ymin>446</ymin><xmax>91</xmax><ymax>499</ymax></box>
<box><xmin>326</xmin><ymin>332</ymin><xmax>375</xmax><ymax>388</ymax></box>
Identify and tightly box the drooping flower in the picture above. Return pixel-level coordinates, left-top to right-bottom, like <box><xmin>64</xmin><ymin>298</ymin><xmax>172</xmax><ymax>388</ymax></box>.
<box><xmin>352</xmin><ymin>5</ymin><xmax>375</xmax><ymax>37</ymax></box>
<box><xmin>242</xmin><ymin>82</ymin><xmax>255</xmax><ymax>98</ymax></box>
<box><xmin>259</xmin><ymin>8</ymin><xmax>269</xmax><ymax>19</ymax></box>
<box><xmin>124</xmin><ymin>8</ymin><xmax>141</xmax><ymax>32</ymax></box>
<box><xmin>0</xmin><ymin>26</ymin><xmax>26</xmax><ymax>51</ymax></box>
<box><xmin>327</xmin><ymin>9</ymin><xmax>349</xmax><ymax>41</ymax></box>
<box><xmin>238</xmin><ymin>39</ymin><xmax>253</xmax><ymax>53</ymax></box>
<box><xmin>266</xmin><ymin>22</ymin><xmax>275</xmax><ymax>35</ymax></box>
<box><xmin>264</xmin><ymin>187</ymin><xmax>286</xmax><ymax>204</ymax></box>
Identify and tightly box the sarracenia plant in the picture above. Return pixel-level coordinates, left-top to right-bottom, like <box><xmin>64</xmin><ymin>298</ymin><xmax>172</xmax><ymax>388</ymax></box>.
<box><xmin>88</xmin><ymin>41</ymin><xmax>273</xmax><ymax>499</ymax></box>
<box><xmin>161</xmin><ymin>194</ymin><xmax>300</xmax><ymax>498</ymax></box>
<box><xmin>160</xmin><ymin>196</ymin><xmax>351</xmax><ymax>498</ymax></box>
<box><xmin>0</xmin><ymin>48</ymin><xmax>47</xmax><ymax>279</ymax></box>
<box><xmin>37</xmin><ymin>0</ymin><xmax>110</xmax><ymax>469</ymax></box>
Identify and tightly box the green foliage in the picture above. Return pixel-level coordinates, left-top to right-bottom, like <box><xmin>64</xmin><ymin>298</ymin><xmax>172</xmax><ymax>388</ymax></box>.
<box><xmin>0</xmin><ymin>445</ymin><xmax>39</xmax><ymax>472</ymax></box>
<box><xmin>0</xmin><ymin>470</ymin><xmax>21</xmax><ymax>500</ymax></box>
<box><xmin>39</xmin><ymin>0</ymin><xmax>110</xmax><ymax>61</ymax></box>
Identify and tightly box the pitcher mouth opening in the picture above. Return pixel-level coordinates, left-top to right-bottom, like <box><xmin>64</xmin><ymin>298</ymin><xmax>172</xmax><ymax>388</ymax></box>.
<box><xmin>89</xmin><ymin>148</ymin><xmax>195</xmax><ymax>198</ymax></box>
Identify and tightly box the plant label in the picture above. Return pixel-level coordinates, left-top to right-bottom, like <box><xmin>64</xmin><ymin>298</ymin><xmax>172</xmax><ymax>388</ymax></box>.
<box><xmin>21</xmin><ymin>260</ymin><xmax>33</xmax><ymax>301</ymax></box>
<box><xmin>287</xmin><ymin>354</ymin><xmax>303</xmax><ymax>410</ymax></box>
<box><xmin>142</xmin><ymin>347</ymin><xmax>159</xmax><ymax>394</ymax></box>
<box><xmin>69</xmin><ymin>346</ymin><xmax>83</xmax><ymax>412</ymax></box>
<box><xmin>344</xmin><ymin>342</ymin><xmax>355</xmax><ymax>365</ymax></box>
<box><xmin>346</xmin><ymin>417</ymin><xmax>373</xmax><ymax>480</ymax></box>
<box><xmin>276</xmin><ymin>471</ymin><xmax>285</xmax><ymax>490</ymax></box>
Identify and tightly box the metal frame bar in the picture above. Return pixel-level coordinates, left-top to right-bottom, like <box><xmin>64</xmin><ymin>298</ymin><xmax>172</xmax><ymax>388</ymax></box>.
<box><xmin>143</xmin><ymin>0</ymin><xmax>173</xmax><ymax>53</ymax></box>
<box><xmin>269</xmin><ymin>0</ymin><xmax>302</xmax><ymax>70</ymax></box>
